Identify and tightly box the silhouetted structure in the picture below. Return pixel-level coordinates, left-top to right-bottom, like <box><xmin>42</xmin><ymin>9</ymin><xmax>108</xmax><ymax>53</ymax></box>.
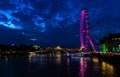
<box><xmin>0</xmin><ymin>44</ymin><xmax>33</xmax><ymax>55</ymax></box>
<box><xmin>99</xmin><ymin>33</ymin><xmax>120</xmax><ymax>53</ymax></box>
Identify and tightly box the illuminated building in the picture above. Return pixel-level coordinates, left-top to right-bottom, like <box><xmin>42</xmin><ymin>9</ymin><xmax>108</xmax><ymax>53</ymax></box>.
<box><xmin>54</xmin><ymin>45</ymin><xmax>62</xmax><ymax>50</ymax></box>
<box><xmin>99</xmin><ymin>33</ymin><xmax>120</xmax><ymax>53</ymax></box>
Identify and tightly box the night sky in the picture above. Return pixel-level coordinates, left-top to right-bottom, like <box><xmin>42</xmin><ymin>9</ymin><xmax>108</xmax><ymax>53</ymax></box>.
<box><xmin>0</xmin><ymin>0</ymin><xmax>120</xmax><ymax>48</ymax></box>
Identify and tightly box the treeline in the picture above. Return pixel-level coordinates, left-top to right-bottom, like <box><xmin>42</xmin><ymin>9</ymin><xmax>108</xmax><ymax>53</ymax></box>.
<box><xmin>0</xmin><ymin>44</ymin><xmax>35</xmax><ymax>54</ymax></box>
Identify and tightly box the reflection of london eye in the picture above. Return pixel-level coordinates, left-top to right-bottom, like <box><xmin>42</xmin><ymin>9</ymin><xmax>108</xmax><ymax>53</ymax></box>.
<box><xmin>80</xmin><ymin>9</ymin><xmax>96</xmax><ymax>52</ymax></box>
<box><xmin>79</xmin><ymin>58</ymin><xmax>87</xmax><ymax>77</ymax></box>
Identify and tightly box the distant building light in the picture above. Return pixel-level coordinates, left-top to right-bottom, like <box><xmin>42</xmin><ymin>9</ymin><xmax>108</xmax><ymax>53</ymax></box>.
<box><xmin>55</xmin><ymin>45</ymin><xmax>62</xmax><ymax>50</ymax></box>
<box><xmin>115</xmin><ymin>38</ymin><xmax>117</xmax><ymax>40</ymax></box>
<box><xmin>33</xmin><ymin>45</ymin><xmax>40</xmax><ymax>49</ymax></box>
<box><xmin>118</xmin><ymin>45</ymin><xmax>120</xmax><ymax>49</ymax></box>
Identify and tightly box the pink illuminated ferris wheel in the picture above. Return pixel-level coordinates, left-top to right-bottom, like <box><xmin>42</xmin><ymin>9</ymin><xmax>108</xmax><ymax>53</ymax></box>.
<box><xmin>80</xmin><ymin>9</ymin><xmax>96</xmax><ymax>52</ymax></box>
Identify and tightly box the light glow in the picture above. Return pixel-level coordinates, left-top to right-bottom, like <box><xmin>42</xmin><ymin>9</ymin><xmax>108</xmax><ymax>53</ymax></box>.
<box><xmin>101</xmin><ymin>43</ymin><xmax>108</xmax><ymax>53</ymax></box>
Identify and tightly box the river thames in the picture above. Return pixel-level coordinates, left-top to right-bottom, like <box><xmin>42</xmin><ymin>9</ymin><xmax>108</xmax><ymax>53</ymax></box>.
<box><xmin>0</xmin><ymin>54</ymin><xmax>120</xmax><ymax>77</ymax></box>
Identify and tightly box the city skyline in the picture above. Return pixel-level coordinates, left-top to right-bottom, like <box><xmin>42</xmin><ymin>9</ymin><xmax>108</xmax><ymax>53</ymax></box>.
<box><xmin>0</xmin><ymin>0</ymin><xmax>120</xmax><ymax>48</ymax></box>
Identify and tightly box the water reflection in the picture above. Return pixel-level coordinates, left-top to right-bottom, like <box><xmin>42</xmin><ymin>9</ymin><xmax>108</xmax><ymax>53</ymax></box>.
<box><xmin>29</xmin><ymin>53</ymin><xmax>41</xmax><ymax>62</ymax></box>
<box><xmin>92</xmin><ymin>57</ymin><xmax>115</xmax><ymax>77</ymax></box>
<box><xmin>56</xmin><ymin>52</ymin><xmax>61</xmax><ymax>58</ymax></box>
<box><xmin>0</xmin><ymin>55</ymin><xmax>8</xmax><ymax>61</ymax></box>
<box><xmin>0</xmin><ymin>55</ymin><xmax>118</xmax><ymax>77</ymax></box>
<box><xmin>29</xmin><ymin>53</ymin><xmax>48</xmax><ymax>65</ymax></box>
<box><xmin>102</xmin><ymin>61</ymin><xmax>114</xmax><ymax>77</ymax></box>
<box><xmin>66</xmin><ymin>57</ymin><xmax>70</xmax><ymax>66</ymax></box>
<box><xmin>92</xmin><ymin>58</ymin><xmax>100</xmax><ymax>71</ymax></box>
<box><xmin>79</xmin><ymin>57</ymin><xmax>87</xmax><ymax>77</ymax></box>
<box><xmin>66</xmin><ymin>57</ymin><xmax>70</xmax><ymax>77</ymax></box>
<box><xmin>92</xmin><ymin>58</ymin><xmax>99</xmax><ymax>63</ymax></box>
<box><xmin>28</xmin><ymin>53</ymin><xmax>62</xmax><ymax>65</ymax></box>
<box><xmin>55</xmin><ymin>57</ymin><xmax>61</xmax><ymax>65</ymax></box>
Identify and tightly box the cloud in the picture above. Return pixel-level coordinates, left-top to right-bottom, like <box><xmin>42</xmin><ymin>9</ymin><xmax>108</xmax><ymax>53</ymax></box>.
<box><xmin>10</xmin><ymin>0</ymin><xmax>34</xmax><ymax>15</ymax></box>
<box><xmin>32</xmin><ymin>15</ymin><xmax>46</xmax><ymax>32</ymax></box>
<box><xmin>0</xmin><ymin>0</ymin><xmax>120</xmax><ymax>47</ymax></box>
<box><xmin>0</xmin><ymin>10</ymin><xmax>23</xmax><ymax>30</ymax></box>
<box><xmin>0</xmin><ymin>21</ymin><xmax>23</xmax><ymax>30</ymax></box>
<box><xmin>30</xmin><ymin>38</ymin><xmax>37</xmax><ymax>41</ymax></box>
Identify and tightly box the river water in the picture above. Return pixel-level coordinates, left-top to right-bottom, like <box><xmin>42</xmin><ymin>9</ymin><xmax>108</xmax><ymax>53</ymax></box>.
<box><xmin>0</xmin><ymin>54</ymin><xmax>120</xmax><ymax>77</ymax></box>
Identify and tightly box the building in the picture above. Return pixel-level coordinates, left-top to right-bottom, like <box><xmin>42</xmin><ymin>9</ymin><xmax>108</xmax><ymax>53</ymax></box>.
<box><xmin>54</xmin><ymin>45</ymin><xmax>62</xmax><ymax>50</ymax></box>
<box><xmin>99</xmin><ymin>33</ymin><xmax>120</xmax><ymax>53</ymax></box>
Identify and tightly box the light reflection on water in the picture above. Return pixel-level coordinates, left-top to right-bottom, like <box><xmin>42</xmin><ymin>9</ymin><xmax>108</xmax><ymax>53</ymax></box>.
<box><xmin>102</xmin><ymin>61</ymin><xmax>114</xmax><ymax>77</ymax></box>
<box><xmin>92</xmin><ymin>58</ymin><xmax>100</xmax><ymax>72</ymax></box>
<box><xmin>0</xmin><ymin>54</ymin><xmax>119</xmax><ymax>77</ymax></box>
<box><xmin>79</xmin><ymin>57</ymin><xmax>87</xmax><ymax>77</ymax></box>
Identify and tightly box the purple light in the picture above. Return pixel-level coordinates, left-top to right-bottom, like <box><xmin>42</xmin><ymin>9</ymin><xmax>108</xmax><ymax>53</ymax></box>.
<box><xmin>79</xmin><ymin>58</ymin><xmax>87</xmax><ymax>77</ymax></box>
<box><xmin>80</xmin><ymin>9</ymin><xmax>96</xmax><ymax>52</ymax></box>
<box><xmin>12</xmin><ymin>43</ymin><xmax>15</xmax><ymax>46</ymax></box>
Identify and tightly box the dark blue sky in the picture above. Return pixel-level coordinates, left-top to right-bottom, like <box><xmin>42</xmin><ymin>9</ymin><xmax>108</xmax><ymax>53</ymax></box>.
<box><xmin>0</xmin><ymin>0</ymin><xmax>120</xmax><ymax>48</ymax></box>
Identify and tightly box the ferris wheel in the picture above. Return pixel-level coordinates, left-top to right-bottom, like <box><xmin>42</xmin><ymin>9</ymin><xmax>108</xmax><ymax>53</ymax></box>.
<box><xmin>80</xmin><ymin>8</ymin><xmax>96</xmax><ymax>52</ymax></box>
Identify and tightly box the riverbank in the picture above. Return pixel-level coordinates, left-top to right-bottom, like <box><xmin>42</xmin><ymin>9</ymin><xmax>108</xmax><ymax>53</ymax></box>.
<box><xmin>91</xmin><ymin>53</ymin><xmax>120</xmax><ymax>65</ymax></box>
